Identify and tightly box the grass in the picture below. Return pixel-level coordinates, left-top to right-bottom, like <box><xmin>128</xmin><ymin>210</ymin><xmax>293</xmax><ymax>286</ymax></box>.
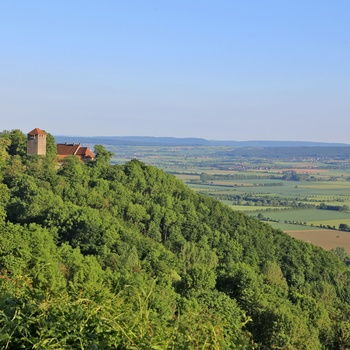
<box><xmin>308</xmin><ymin>218</ymin><xmax>350</xmax><ymax>228</ymax></box>
<box><xmin>267</xmin><ymin>222</ymin><xmax>319</xmax><ymax>231</ymax></box>
<box><xmin>251</xmin><ymin>208</ymin><xmax>350</xmax><ymax>222</ymax></box>
<box><xmin>226</xmin><ymin>204</ymin><xmax>285</xmax><ymax>212</ymax></box>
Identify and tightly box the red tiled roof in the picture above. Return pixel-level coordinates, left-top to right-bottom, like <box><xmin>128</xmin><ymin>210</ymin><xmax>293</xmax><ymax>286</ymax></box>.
<box><xmin>28</xmin><ymin>128</ymin><xmax>46</xmax><ymax>136</ymax></box>
<box><xmin>56</xmin><ymin>143</ymin><xmax>80</xmax><ymax>156</ymax></box>
<box><xmin>76</xmin><ymin>147</ymin><xmax>94</xmax><ymax>159</ymax></box>
<box><xmin>56</xmin><ymin>143</ymin><xmax>94</xmax><ymax>159</ymax></box>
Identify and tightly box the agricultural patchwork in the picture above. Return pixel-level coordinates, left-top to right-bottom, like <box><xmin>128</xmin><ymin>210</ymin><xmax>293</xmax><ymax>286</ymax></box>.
<box><xmin>108</xmin><ymin>144</ymin><xmax>350</xmax><ymax>252</ymax></box>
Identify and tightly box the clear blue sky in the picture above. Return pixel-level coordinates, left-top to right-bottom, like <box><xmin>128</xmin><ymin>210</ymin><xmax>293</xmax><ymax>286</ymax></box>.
<box><xmin>1</xmin><ymin>1</ymin><xmax>349</xmax><ymax>142</ymax></box>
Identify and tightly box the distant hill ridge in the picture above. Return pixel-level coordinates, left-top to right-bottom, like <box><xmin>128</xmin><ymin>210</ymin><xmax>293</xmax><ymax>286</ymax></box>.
<box><xmin>54</xmin><ymin>135</ymin><xmax>349</xmax><ymax>147</ymax></box>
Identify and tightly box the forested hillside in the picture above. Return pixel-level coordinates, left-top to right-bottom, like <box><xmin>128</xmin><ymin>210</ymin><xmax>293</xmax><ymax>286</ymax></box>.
<box><xmin>1</xmin><ymin>130</ymin><xmax>350</xmax><ymax>349</ymax></box>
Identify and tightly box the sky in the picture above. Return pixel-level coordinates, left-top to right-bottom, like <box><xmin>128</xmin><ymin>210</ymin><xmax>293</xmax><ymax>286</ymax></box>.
<box><xmin>0</xmin><ymin>1</ymin><xmax>349</xmax><ymax>142</ymax></box>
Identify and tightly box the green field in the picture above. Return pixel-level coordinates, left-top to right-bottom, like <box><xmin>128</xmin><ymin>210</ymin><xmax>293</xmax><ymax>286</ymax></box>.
<box><xmin>245</xmin><ymin>208</ymin><xmax>350</xmax><ymax>228</ymax></box>
<box><xmin>268</xmin><ymin>222</ymin><xmax>319</xmax><ymax>231</ymax></box>
<box><xmin>250</xmin><ymin>208</ymin><xmax>350</xmax><ymax>222</ymax></box>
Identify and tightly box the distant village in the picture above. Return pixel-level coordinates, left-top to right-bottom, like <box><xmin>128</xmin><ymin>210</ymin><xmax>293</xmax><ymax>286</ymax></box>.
<box><xmin>27</xmin><ymin>127</ymin><xmax>94</xmax><ymax>162</ymax></box>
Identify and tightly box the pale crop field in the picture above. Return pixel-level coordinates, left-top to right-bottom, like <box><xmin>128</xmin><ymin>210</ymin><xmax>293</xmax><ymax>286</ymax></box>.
<box><xmin>286</xmin><ymin>229</ymin><xmax>350</xmax><ymax>253</ymax></box>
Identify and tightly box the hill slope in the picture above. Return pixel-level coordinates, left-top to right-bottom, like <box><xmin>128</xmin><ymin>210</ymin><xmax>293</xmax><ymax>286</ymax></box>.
<box><xmin>1</xmin><ymin>129</ymin><xmax>350</xmax><ymax>349</ymax></box>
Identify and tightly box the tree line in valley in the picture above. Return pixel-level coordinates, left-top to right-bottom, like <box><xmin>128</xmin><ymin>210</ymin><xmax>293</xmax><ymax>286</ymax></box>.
<box><xmin>198</xmin><ymin>170</ymin><xmax>343</xmax><ymax>183</ymax></box>
<box><xmin>217</xmin><ymin>146</ymin><xmax>350</xmax><ymax>161</ymax></box>
<box><xmin>1</xmin><ymin>129</ymin><xmax>350</xmax><ymax>349</ymax></box>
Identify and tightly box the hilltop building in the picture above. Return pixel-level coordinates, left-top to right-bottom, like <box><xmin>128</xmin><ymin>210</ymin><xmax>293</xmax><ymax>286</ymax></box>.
<box><xmin>27</xmin><ymin>128</ymin><xmax>94</xmax><ymax>161</ymax></box>
<box><xmin>27</xmin><ymin>128</ymin><xmax>47</xmax><ymax>156</ymax></box>
<box><xmin>56</xmin><ymin>143</ymin><xmax>94</xmax><ymax>162</ymax></box>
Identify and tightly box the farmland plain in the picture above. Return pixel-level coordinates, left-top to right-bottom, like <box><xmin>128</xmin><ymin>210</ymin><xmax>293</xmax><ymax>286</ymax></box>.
<box><xmin>105</xmin><ymin>143</ymin><xmax>350</xmax><ymax>252</ymax></box>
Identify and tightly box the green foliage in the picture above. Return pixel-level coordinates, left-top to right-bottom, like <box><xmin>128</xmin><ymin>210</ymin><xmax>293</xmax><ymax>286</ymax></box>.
<box><xmin>93</xmin><ymin>144</ymin><xmax>114</xmax><ymax>170</ymax></box>
<box><xmin>1</xmin><ymin>129</ymin><xmax>350</xmax><ymax>349</ymax></box>
<box><xmin>319</xmin><ymin>202</ymin><xmax>349</xmax><ymax>212</ymax></box>
<box><xmin>0</xmin><ymin>137</ymin><xmax>10</xmax><ymax>170</ymax></box>
<box><xmin>339</xmin><ymin>223</ymin><xmax>350</xmax><ymax>231</ymax></box>
<box><xmin>177</xmin><ymin>240</ymin><xmax>218</xmax><ymax>294</ymax></box>
<box><xmin>44</xmin><ymin>131</ymin><xmax>57</xmax><ymax>159</ymax></box>
<box><xmin>0</xmin><ymin>129</ymin><xmax>27</xmax><ymax>157</ymax></box>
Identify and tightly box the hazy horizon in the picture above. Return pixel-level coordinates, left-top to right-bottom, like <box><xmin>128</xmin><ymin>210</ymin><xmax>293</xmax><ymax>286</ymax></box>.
<box><xmin>52</xmin><ymin>134</ymin><xmax>349</xmax><ymax>146</ymax></box>
<box><xmin>1</xmin><ymin>1</ymin><xmax>349</xmax><ymax>143</ymax></box>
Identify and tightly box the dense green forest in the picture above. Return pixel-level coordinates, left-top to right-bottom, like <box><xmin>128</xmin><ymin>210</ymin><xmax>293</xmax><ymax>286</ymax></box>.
<box><xmin>1</xmin><ymin>129</ymin><xmax>350</xmax><ymax>349</ymax></box>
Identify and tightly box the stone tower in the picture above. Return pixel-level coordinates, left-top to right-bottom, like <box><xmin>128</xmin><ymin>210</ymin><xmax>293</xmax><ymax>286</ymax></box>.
<box><xmin>27</xmin><ymin>128</ymin><xmax>47</xmax><ymax>155</ymax></box>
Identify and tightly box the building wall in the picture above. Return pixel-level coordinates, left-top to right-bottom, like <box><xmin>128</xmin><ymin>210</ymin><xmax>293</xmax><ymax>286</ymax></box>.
<box><xmin>27</xmin><ymin>134</ymin><xmax>47</xmax><ymax>155</ymax></box>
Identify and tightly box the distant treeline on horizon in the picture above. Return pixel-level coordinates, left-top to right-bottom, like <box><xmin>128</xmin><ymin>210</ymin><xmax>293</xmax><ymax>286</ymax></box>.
<box><xmin>54</xmin><ymin>135</ymin><xmax>349</xmax><ymax>148</ymax></box>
